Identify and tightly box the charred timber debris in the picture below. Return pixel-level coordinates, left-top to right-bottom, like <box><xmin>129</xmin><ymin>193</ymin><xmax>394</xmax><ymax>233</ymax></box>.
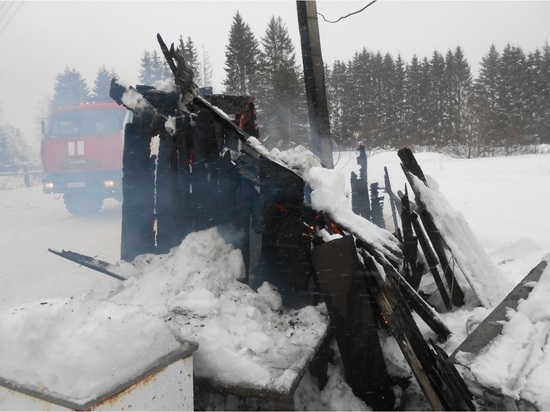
<box><xmin>111</xmin><ymin>34</ymin><xmax>469</xmax><ymax>410</ymax></box>
<box><xmin>51</xmin><ymin>34</ymin><xmax>543</xmax><ymax>410</ymax></box>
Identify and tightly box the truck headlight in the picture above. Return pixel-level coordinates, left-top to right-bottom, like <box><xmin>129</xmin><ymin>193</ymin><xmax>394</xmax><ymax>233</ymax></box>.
<box><xmin>103</xmin><ymin>179</ymin><xmax>116</xmax><ymax>188</ymax></box>
<box><xmin>43</xmin><ymin>181</ymin><xmax>54</xmax><ymax>191</ymax></box>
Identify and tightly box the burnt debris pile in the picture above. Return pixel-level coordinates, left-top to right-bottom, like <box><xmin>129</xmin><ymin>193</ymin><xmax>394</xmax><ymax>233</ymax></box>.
<box><xmin>106</xmin><ymin>34</ymin><xmax>487</xmax><ymax>410</ymax></box>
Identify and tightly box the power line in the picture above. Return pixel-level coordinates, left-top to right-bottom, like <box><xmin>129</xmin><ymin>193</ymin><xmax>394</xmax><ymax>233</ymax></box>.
<box><xmin>0</xmin><ymin>1</ymin><xmax>24</xmax><ymax>36</ymax></box>
<box><xmin>317</xmin><ymin>0</ymin><xmax>378</xmax><ymax>24</ymax></box>
<box><xmin>0</xmin><ymin>2</ymin><xmax>10</xmax><ymax>14</ymax></box>
<box><xmin>0</xmin><ymin>1</ymin><xmax>15</xmax><ymax>26</ymax></box>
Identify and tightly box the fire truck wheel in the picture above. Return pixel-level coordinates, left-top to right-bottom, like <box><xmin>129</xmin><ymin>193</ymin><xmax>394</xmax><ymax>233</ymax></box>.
<box><xmin>64</xmin><ymin>191</ymin><xmax>104</xmax><ymax>216</ymax></box>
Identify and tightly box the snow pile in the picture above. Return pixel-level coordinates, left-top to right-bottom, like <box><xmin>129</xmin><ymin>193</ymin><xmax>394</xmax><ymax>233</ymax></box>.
<box><xmin>0</xmin><ymin>226</ymin><xmax>329</xmax><ymax>402</ymax></box>
<box><xmin>113</xmin><ymin>227</ymin><xmax>329</xmax><ymax>391</ymax></box>
<box><xmin>0</xmin><ymin>294</ymin><xmax>180</xmax><ymax>404</ymax></box>
<box><xmin>455</xmin><ymin>254</ymin><xmax>550</xmax><ymax>409</ymax></box>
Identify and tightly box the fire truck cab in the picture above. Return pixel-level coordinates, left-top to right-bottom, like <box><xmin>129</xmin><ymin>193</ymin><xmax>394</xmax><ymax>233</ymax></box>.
<box><xmin>41</xmin><ymin>99</ymin><xmax>130</xmax><ymax>216</ymax></box>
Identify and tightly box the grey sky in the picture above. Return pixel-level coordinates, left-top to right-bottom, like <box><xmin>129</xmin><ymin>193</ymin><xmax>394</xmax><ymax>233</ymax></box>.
<box><xmin>0</xmin><ymin>1</ymin><xmax>549</xmax><ymax>145</ymax></box>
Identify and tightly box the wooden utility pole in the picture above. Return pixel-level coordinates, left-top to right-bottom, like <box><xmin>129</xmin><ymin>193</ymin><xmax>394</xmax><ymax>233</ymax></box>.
<box><xmin>296</xmin><ymin>0</ymin><xmax>334</xmax><ymax>168</ymax></box>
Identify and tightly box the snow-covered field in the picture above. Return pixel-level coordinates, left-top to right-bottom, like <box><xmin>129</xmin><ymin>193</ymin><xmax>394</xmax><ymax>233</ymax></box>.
<box><xmin>1</xmin><ymin>148</ymin><xmax>549</xmax><ymax>410</ymax></box>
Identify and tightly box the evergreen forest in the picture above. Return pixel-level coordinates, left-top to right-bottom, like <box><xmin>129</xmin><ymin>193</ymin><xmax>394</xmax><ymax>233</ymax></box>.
<box><xmin>47</xmin><ymin>12</ymin><xmax>550</xmax><ymax>159</ymax></box>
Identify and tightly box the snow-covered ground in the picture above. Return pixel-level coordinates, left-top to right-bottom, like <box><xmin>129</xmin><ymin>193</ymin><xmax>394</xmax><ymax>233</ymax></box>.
<box><xmin>0</xmin><ymin>147</ymin><xmax>549</xmax><ymax>410</ymax></box>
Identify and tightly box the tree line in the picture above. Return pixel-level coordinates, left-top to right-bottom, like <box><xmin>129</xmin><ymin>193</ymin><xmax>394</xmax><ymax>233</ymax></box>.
<box><xmin>326</xmin><ymin>42</ymin><xmax>550</xmax><ymax>156</ymax></box>
<box><xmin>48</xmin><ymin>12</ymin><xmax>550</xmax><ymax>158</ymax></box>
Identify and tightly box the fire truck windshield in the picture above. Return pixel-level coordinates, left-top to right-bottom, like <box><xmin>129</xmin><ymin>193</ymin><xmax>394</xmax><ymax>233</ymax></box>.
<box><xmin>48</xmin><ymin>109</ymin><xmax>126</xmax><ymax>138</ymax></box>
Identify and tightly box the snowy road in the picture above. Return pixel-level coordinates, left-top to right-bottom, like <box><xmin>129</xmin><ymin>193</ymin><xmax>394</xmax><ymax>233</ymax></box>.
<box><xmin>0</xmin><ymin>188</ymin><xmax>122</xmax><ymax>311</ymax></box>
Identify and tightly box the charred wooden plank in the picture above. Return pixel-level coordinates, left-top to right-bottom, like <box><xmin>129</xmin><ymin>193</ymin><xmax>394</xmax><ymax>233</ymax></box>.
<box><xmin>48</xmin><ymin>249</ymin><xmax>127</xmax><ymax>281</ymax></box>
<box><xmin>397</xmin><ymin>147</ymin><xmax>427</xmax><ymax>184</ymax></box>
<box><xmin>398</xmin><ymin>148</ymin><xmax>465</xmax><ymax>307</ymax></box>
<box><xmin>201</xmin><ymin>94</ymin><xmax>253</xmax><ymax>115</ymax></box>
<box><xmin>156</xmin><ymin>33</ymin><xmax>198</xmax><ymax>105</ymax></box>
<box><xmin>381</xmin><ymin>258</ymin><xmax>452</xmax><ymax>342</ymax></box>
<box><xmin>411</xmin><ymin>211</ymin><xmax>452</xmax><ymax>310</ymax></box>
<box><xmin>361</xmin><ymin>250</ymin><xmax>474</xmax><ymax>410</ymax></box>
<box><xmin>430</xmin><ymin>340</ymin><xmax>476</xmax><ymax>411</ymax></box>
<box><xmin>120</xmin><ymin>122</ymin><xmax>156</xmax><ymax>261</ymax></box>
<box><xmin>419</xmin><ymin>209</ymin><xmax>465</xmax><ymax>307</ymax></box>
<box><xmin>312</xmin><ymin>236</ymin><xmax>396</xmax><ymax>410</ymax></box>
<box><xmin>384</xmin><ymin>166</ymin><xmax>402</xmax><ymax>241</ymax></box>
<box><xmin>401</xmin><ymin>189</ymin><xmax>423</xmax><ymax>291</ymax></box>
<box><xmin>449</xmin><ymin>259</ymin><xmax>548</xmax><ymax>364</ymax></box>
<box><xmin>360</xmin><ymin>250</ymin><xmax>446</xmax><ymax>411</ymax></box>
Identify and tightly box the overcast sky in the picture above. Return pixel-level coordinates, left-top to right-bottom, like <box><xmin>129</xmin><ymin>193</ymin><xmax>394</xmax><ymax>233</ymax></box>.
<box><xmin>1</xmin><ymin>0</ymin><xmax>549</xmax><ymax>145</ymax></box>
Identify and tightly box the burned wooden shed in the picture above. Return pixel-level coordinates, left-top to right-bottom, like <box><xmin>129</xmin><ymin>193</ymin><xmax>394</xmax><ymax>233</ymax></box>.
<box><xmin>99</xmin><ymin>34</ymin><xmax>544</xmax><ymax>410</ymax></box>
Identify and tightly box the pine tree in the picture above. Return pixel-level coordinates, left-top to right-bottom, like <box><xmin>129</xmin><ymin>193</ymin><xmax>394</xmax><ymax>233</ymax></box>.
<box><xmin>524</xmin><ymin>49</ymin><xmax>543</xmax><ymax>138</ymax></box>
<box><xmin>428</xmin><ymin>51</ymin><xmax>446</xmax><ymax>146</ymax></box>
<box><xmin>475</xmin><ymin>44</ymin><xmax>501</xmax><ymax>147</ymax></box>
<box><xmin>223</xmin><ymin>11</ymin><xmax>261</xmax><ymax>95</ymax></box>
<box><xmin>404</xmin><ymin>55</ymin><xmax>425</xmax><ymax>146</ymax></box>
<box><xmin>151</xmin><ymin>50</ymin><xmax>172</xmax><ymax>82</ymax></box>
<box><xmin>139</xmin><ymin>50</ymin><xmax>155</xmax><ymax>85</ymax></box>
<box><xmin>51</xmin><ymin>66</ymin><xmax>90</xmax><ymax>110</ymax></box>
<box><xmin>444</xmin><ymin>46</ymin><xmax>472</xmax><ymax>147</ymax></box>
<box><xmin>326</xmin><ymin>59</ymin><xmax>353</xmax><ymax>146</ymax></box>
<box><xmin>202</xmin><ymin>46</ymin><xmax>214</xmax><ymax>88</ymax></box>
<box><xmin>92</xmin><ymin>65</ymin><xmax>118</xmax><ymax>98</ymax></box>
<box><xmin>538</xmin><ymin>42</ymin><xmax>550</xmax><ymax>143</ymax></box>
<box><xmin>177</xmin><ymin>36</ymin><xmax>203</xmax><ymax>87</ymax></box>
<box><xmin>498</xmin><ymin>44</ymin><xmax>528</xmax><ymax>147</ymax></box>
<box><xmin>369</xmin><ymin>51</ymin><xmax>385</xmax><ymax>146</ymax></box>
<box><xmin>258</xmin><ymin>15</ymin><xmax>305</xmax><ymax>149</ymax></box>
<box><xmin>139</xmin><ymin>50</ymin><xmax>171</xmax><ymax>86</ymax></box>
<box><xmin>348</xmin><ymin>50</ymin><xmax>371</xmax><ymax>140</ymax></box>
<box><xmin>393</xmin><ymin>55</ymin><xmax>407</xmax><ymax>147</ymax></box>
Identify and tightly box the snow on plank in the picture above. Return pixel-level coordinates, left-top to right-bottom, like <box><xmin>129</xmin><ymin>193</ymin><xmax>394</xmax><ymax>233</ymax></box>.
<box><xmin>450</xmin><ymin>255</ymin><xmax>550</xmax><ymax>409</ymax></box>
<box><xmin>408</xmin><ymin>172</ymin><xmax>512</xmax><ymax>308</ymax></box>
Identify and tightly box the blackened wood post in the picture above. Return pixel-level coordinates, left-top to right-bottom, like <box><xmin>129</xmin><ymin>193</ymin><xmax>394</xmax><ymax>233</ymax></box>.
<box><xmin>384</xmin><ymin>167</ymin><xmax>402</xmax><ymax>241</ymax></box>
<box><xmin>155</xmin><ymin>131</ymin><xmax>174</xmax><ymax>254</ymax></box>
<box><xmin>411</xmin><ymin>211</ymin><xmax>452</xmax><ymax>310</ymax></box>
<box><xmin>296</xmin><ymin>0</ymin><xmax>334</xmax><ymax>168</ymax></box>
<box><xmin>218</xmin><ymin>150</ymin><xmax>252</xmax><ymax>284</ymax></box>
<box><xmin>419</xmin><ymin>209</ymin><xmax>465</xmax><ymax>307</ymax></box>
<box><xmin>369</xmin><ymin>182</ymin><xmax>385</xmax><ymax>228</ymax></box>
<box><xmin>193</xmin><ymin>109</ymin><xmax>221</xmax><ymax>232</ymax></box>
<box><xmin>312</xmin><ymin>236</ymin><xmax>396</xmax><ymax>410</ymax></box>
<box><xmin>120</xmin><ymin>122</ymin><xmax>155</xmax><ymax>261</ymax></box>
<box><xmin>156</xmin><ymin>129</ymin><xmax>189</xmax><ymax>254</ymax></box>
<box><xmin>400</xmin><ymin>190</ymin><xmax>421</xmax><ymax>289</ymax></box>
<box><xmin>350</xmin><ymin>171</ymin><xmax>370</xmax><ymax>218</ymax></box>
<box><xmin>177</xmin><ymin>115</ymin><xmax>194</xmax><ymax>240</ymax></box>
<box><xmin>255</xmin><ymin>157</ymin><xmax>310</xmax><ymax>306</ymax></box>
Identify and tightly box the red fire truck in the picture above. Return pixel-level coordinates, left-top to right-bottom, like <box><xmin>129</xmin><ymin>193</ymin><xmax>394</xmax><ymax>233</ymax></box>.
<box><xmin>41</xmin><ymin>99</ymin><xmax>130</xmax><ymax>216</ymax></box>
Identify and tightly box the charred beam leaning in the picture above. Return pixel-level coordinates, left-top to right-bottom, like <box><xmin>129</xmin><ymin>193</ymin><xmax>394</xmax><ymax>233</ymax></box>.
<box><xmin>398</xmin><ymin>148</ymin><xmax>465</xmax><ymax>308</ymax></box>
<box><xmin>400</xmin><ymin>189</ymin><xmax>425</xmax><ymax>292</ymax></box>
